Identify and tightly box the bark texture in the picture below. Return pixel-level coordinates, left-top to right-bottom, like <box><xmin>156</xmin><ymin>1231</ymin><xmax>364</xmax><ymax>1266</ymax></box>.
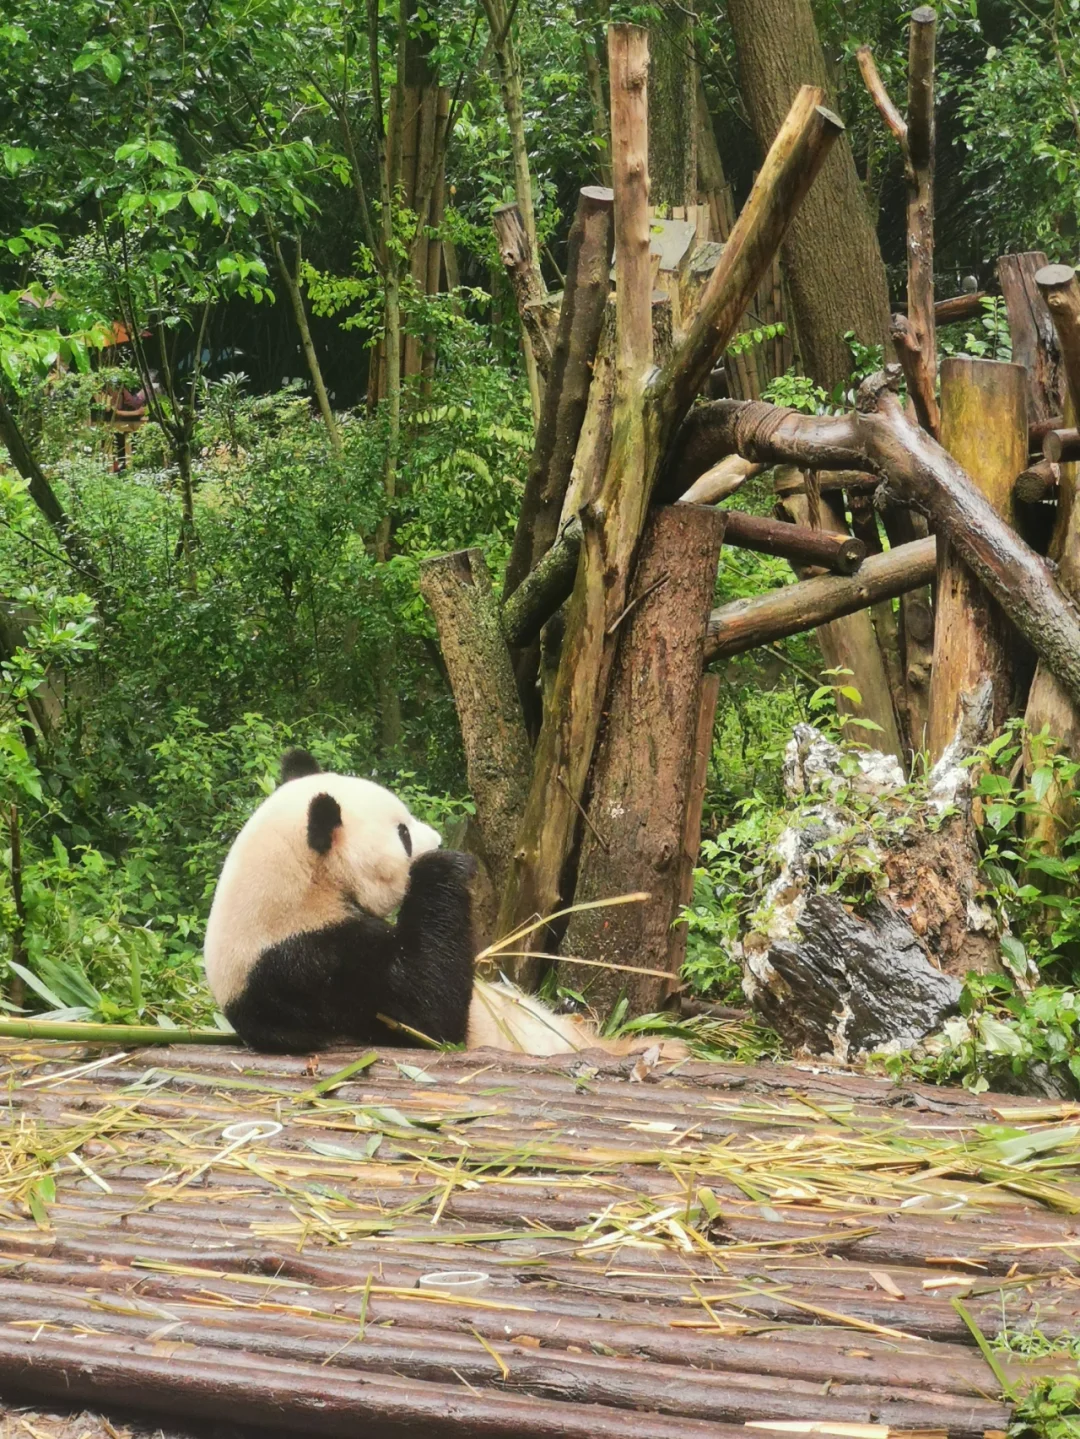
<box><xmin>419</xmin><ymin>549</ymin><xmax>532</xmax><ymax>895</ymax></box>
<box><xmin>559</xmin><ymin>506</ymin><xmax>724</xmax><ymax>1015</ymax></box>
<box><xmin>727</xmin><ymin>0</ymin><xmax>892</xmax><ymax>390</ymax></box>
<box><xmin>926</xmin><ymin>358</ymin><xmax>1028</xmax><ymax>762</ymax></box>
<box><xmin>647</xmin><ymin>1</ymin><xmax>696</xmax><ymax>209</ymax></box>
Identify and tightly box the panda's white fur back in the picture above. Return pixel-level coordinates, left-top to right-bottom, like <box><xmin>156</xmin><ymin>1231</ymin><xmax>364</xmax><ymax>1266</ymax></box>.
<box><xmin>204</xmin><ymin>772</ymin><xmax>440</xmax><ymax>1007</ymax></box>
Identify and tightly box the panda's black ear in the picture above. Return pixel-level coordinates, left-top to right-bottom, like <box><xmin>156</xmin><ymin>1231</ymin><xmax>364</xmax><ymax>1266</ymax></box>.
<box><xmin>280</xmin><ymin>748</ymin><xmax>321</xmax><ymax>785</ymax></box>
<box><xmin>307</xmin><ymin>793</ymin><xmax>342</xmax><ymax>855</ymax></box>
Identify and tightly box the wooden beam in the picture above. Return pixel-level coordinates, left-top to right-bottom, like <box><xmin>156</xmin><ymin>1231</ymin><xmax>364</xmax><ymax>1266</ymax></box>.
<box><xmin>705</xmin><ymin>537</ymin><xmax>937</xmax><ymax>660</ymax></box>
<box><xmin>926</xmin><ymin>356</ymin><xmax>1028</xmax><ymax>761</ymax></box>
<box><xmin>723</xmin><ymin>508</ymin><xmax>865</xmax><ymax>573</ymax></box>
<box><xmin>934</xmin><ymin>291</ymin><xmax>985</xmax><ymax>325</ymax></box>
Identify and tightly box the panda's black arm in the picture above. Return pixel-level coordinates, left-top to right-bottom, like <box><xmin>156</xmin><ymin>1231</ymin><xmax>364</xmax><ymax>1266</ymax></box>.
<box><xmin>382</xmin><ymin>850</ymin><xmax>477</xmax><ymax>1046</ymax></box>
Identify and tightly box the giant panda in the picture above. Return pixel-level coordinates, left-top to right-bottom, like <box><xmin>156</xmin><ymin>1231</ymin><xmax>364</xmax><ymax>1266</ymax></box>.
<box><xmin>203</xmin><ymin>748</ymin><xmax>641</xmax><ymax>1057</ymax></box>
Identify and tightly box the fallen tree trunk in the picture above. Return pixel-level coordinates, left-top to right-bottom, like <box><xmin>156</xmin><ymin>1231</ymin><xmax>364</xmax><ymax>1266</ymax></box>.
<box><xmin>723</xmin><ymin>508</ymin><xmax>865</xmax><ymax>573</ymax></box>
<box><xmin>688</xmin><ymin>383</ymin><xmax>1080</xmax><ymax>711</ymax></box>
<box><xmin>705</xmin><ymin>536</ymin><xmax>936</xmax><ymax>660</ymax></box>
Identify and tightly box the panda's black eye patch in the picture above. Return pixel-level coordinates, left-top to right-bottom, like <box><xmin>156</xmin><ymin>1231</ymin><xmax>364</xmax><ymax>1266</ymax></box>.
<box><xmin>398</xmin><ymin>823</ymin><xmax>412</xmax><ymax>857</ymax></box>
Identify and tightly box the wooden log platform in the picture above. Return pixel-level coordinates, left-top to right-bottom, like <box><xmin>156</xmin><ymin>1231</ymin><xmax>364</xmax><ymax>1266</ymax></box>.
<box><xmin>0</xmin><ymin>1041</ymin><xmax>1077</xmax><ymax>1436</ymax></box>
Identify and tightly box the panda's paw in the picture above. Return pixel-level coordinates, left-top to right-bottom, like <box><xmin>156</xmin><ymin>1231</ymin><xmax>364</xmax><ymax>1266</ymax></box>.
<box><xmin>411</xmin><ymin>849</ymin><xmax>479</xmax><ymax>885</ymax></box>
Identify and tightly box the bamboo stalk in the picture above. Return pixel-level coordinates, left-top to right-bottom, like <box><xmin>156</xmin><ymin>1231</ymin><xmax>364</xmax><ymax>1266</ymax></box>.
<box><xmin>0</xmin><ymin>1019</ymin><xmax>236</xmax><ymax>1045</ymax></box>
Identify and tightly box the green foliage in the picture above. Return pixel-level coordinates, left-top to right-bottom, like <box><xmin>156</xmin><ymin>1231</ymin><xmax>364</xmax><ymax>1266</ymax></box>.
<box><xmin>1010</xmin><ymin>1376</ymin><xmax>1080</xmax><ymax>1439</ymax></box>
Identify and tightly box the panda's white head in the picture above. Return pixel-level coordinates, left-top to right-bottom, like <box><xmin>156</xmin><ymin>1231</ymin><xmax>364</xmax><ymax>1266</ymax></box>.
<box><xmin>203</xmin><ymin>748</ymin><xmax>442</xmax><ymax>1006</ymax></box>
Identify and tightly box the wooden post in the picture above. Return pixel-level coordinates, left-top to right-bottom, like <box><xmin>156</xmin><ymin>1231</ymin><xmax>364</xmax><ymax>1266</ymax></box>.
<box><xmin>1024</xmin><ymin>265</ymin><xmax>1080</xmax><ymax>846</ymax></box>
<box><xmin>419</xmin><ymin>550</ymin><xmax>532</xmax><ymax>896</ymax></box>
<box><xmin>858</xmin><ymin>8</ymin><xmax>939</xmax><ymax>437</ymax></box>
<box><xmin>923</xmin><ymin>359</ymin><xmax>1029</xmax><ymax>760</ymax></box>
<box><xmin>705</xmin><ymin>537</ymin><xmax>937</xmax><ymax>660</ymax></box>
<box><xmin>503</xmin><ymin>187</ymin><xmax>614</xmax><ymax>597</ymax></box>
<box><xmin>998</xmin><ymin>251</ymin><xmax>1065</xmax><ymax>426</ymax></box>
<box><xmin>667</xmin><ymin>673</ymin><xmax>721</xmax><ymax>979</ymax></box>
<box><xmin>559</xmin><ymin>506</ymin><xmax>725</xmax><ymax>1014</ymax></box>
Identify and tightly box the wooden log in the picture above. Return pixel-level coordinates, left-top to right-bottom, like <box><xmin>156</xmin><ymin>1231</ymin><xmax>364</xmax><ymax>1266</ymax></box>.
<box><xmin>495</xmin><ymin>23</ymin><xmax>655</xmax><ymax>979</ymax></box>
<box><xmin>559</xmin><ymin>298</ymin><xmax>615</xmax><ymax>528</ymax></box>
<box><xmin>934</xmin><ymin>291</ymin><xmax>986</xmax><ymax>325</ymax></box>
<box><xmin>677</xmin><ymin>455</ymin><xmax>762</xmax><ymax>504</ymax></box>
<box><xmin>419</xmin><ymin>549</ymin><xmax>532</xmax><ymax>895</ymax></box>
<box><xmin>848</xmin><ymin>490</ymin><xmax>908</xmax><ymax>740</ymax></box>
<box><xmin>1014</xmin><ymin>458</ymin><xmax>1059</xmax><ymax>504</ymax></box>
<box><xmin>497</xmin><ymin>78</ymin><xmax>843</xmax><ymax>973</ymax></box>
<box><xmin>723</xmin><ymin>508</ymin><xmax>865</xmax><ymax>573</ymax></box>
<box><xmin>777</xmin><ymin>487</ymin><xmax>903</xmax><ymax>759</ymax></box>
<box><xmin>667</xmin><ymin>672</ymin><xmax>720</xmax><ymax>979</ymax></box>
<box><xmin>649</xmin><ymin>86</ymin><xmax>844</xmax><ymax>458</ymax></box>
<box><xmin>1030</xmin><ymin>414</ymin><xmax>1065</xmax><ymax>452</ymax></box>
<box><xmin>559</xmin><ymin>506</ymin><xmax>725</xmax><ymax>1014</ymax></box>
<box><xmin>504</xmin><ymin>186</ymin><xmax>614</xmax><ymax>598</ymax></box>
<box><xmin>1025</xmin><ymin>265</ymin><xmax>1080</xmax><ymax>844</ymax></box>
<box><xmin>998</xmin><ymin>250</ymin><xmax>1064</xmax><ymax>425</ymax></box>
<box><xmin>926</xmin><ymin>357</ymin><xmax>1028</xmax><ymax>761</ymax></box>
<box><xmin>858</xmin><ymin>10</ymin><xmax>939</xmax><ymax>437</ymax></box>
<box><xmin>689</xmin><ymin>387</ymin><xmax>1080</xmax><ymax>713</ymax></box>
<box><xmin>501</xmin><ymin>520</ymin><xmax>582</xmax><ymax>649</ymax></box>
<box><xmin>1036</xmin><ymin>264</ymin><xmax>1080</xmax><ymax>416</ymax></box>
<box><xmin>773</xmin><ymin>467</ymin><xmax>879</xmax><ymax>495</ymax></box>
<box><xmin>493</xmin><ymin>200</ymin><xmax>549</xmax><ymax>402</ymax></box>
<box><xmin>1042</xmin><ymin>428</ymin><xmax>1080</xmax><ymax>463</ymax></box>
<box><xmin>705</xmin><ymin>537</ymin><xmax>937</xmax><ymax>661</ymax></box>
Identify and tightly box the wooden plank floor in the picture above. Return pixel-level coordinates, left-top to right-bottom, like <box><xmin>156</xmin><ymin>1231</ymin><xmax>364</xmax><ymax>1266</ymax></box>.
<box><xmin>0</xmin><ymin>1040</ymin><xmax>1077</xmax><ymax>1438</ymax></box>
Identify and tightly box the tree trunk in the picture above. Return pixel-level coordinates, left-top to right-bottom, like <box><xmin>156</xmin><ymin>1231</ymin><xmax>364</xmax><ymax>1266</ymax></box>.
<box><xmin>495</xmin><ymin>23</ymin><xmax>655</xmax><ymax>983</ymax></box>
<box><xmin>926</xmin><ymin>358</ymin><xmax>1029</xmax><ymax>761</ymax></box>
<box><xmin>1024</xmin><ymin>265</ymin><xmax>1080</xmax><ymax>848</ymax></box>
<box><xmin>482</xmin><ymin>0</ymin><xmax>545</xmax><ymax>421</ymax></box>
<box><xmin>175</xmin><ymin>431</ymin><xmax>198</xmax><ymax>595</ymax></box>
<box><xmin>647</xmin><ymin>1</ymin><xmax>696</xmax><ymax>211</ymax></box>
<box><xmin>269</xmin><ymin>229</ymin><xmax>342</xmax><ymax>455</ymax></box>
<box><xmin>419</xmin><ymin>550</ymin><xmax>532</xmax><ymax>895</ymax></box>
<box><xmin>0</xmin><ymin>388</ymin><xmax>98</xmax><ymax>584</ymax></box>
<box><xmin>727</xmin><ymin>0</ymin><xmax>892</xmax><ymax>391</ymax></box>
<box><xmin>559</xmin><ymin>506</ymin><xmax>724</xmax><ymax>1015</ymax></box>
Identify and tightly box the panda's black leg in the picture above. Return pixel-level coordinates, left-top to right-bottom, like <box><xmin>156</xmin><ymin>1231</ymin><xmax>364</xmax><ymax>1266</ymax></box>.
<box><xmin>384</xmin><ymin>850</ymin><xmax>477</xmax><ymax>1045</ymax></box>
